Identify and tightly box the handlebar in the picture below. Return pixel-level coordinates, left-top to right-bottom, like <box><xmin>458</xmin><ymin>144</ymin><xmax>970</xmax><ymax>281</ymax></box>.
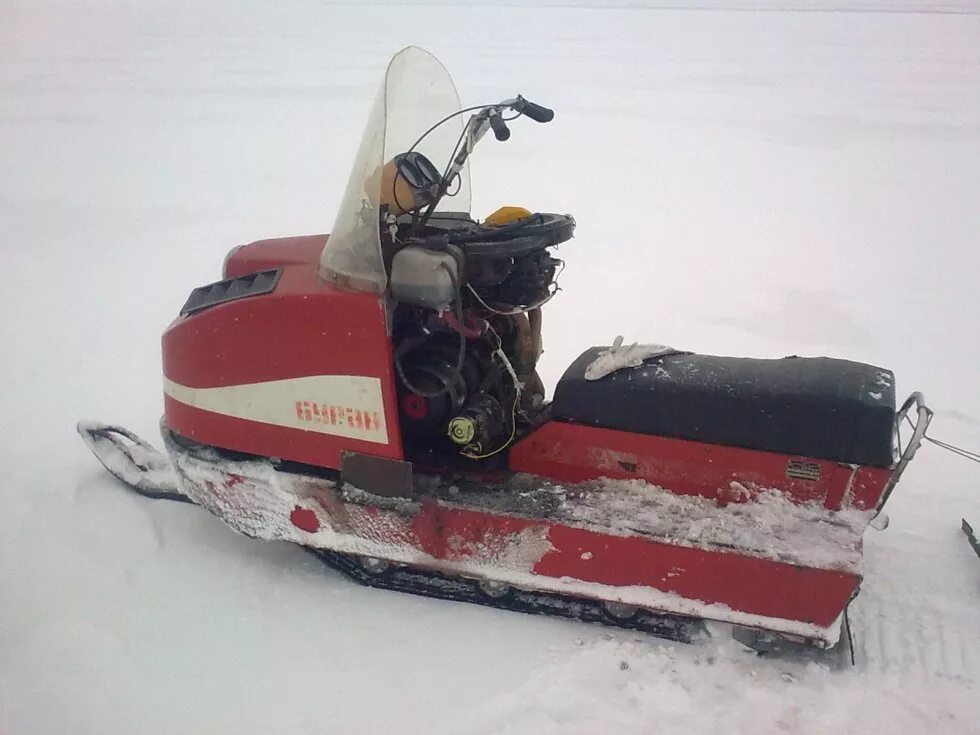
<box><xmin>443</xmin><ymin>96</ymin><xmax>554</xmax><ymax>179</ymax></box>
<box><xmin>514</xmin><ymin>95</ymin><xmax>554</xmax><ymax>123</ymax></box>
<box><xmin>489</xmin><ymin>113</ymin><xmax>511</xmax><ymax>141</ymax></box>
<box><xmin>415</xmin><ymin>94</ymin><xmax>555</xmax><ymax>229</ymax></box>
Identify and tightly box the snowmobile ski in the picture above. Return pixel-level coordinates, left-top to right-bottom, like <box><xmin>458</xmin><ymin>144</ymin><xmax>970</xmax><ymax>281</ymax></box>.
<box><xmin>77</xmin><ymin>421</ymin><xmax>188</xmax><ymax>502</ymax></box>
<box><xmin>963</xmin><ymin>519</ymin><xmax>980</xmax><ymax>560</ymax></box>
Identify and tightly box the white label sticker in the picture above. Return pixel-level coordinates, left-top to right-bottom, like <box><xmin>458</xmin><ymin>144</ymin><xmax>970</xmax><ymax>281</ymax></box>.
<box><xmin>164</xmin><ymin>374</ymin><xmax>389</xmax><ymax>444</ymax></box>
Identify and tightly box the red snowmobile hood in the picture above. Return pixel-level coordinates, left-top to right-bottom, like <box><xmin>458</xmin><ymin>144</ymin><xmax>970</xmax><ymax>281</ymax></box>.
<box><xmin>223</xmin><ymin>234</ymin><xmax>328</xmax><ymax>279</ymax></box>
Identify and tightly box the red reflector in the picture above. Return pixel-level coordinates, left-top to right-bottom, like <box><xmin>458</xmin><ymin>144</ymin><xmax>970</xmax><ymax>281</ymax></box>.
<box><xmin>402</xmin><ymin>394</ymin><xmax>429</xmax><ymax>419</ymax></box>
<box><xmin>290</xmin><ymin>506</ymin><xmax>320</xmax><ymax>533</ymax></box>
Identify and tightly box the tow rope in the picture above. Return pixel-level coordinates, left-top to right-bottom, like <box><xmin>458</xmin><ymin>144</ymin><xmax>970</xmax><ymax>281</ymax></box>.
<box><xmin>924</xmin><ymin>435</ymin><xmax>980</xmax><ymax>465</ymax></box>
<box><xmin>906</xmin><ymin>415</ymin><xmax>980</xmax><ymax>466</ymax></box>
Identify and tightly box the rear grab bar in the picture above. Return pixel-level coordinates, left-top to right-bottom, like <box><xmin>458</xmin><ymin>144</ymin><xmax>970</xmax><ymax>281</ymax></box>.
<box><xmin>875</xmin><ymin>392</ymin><xmax>933</xmax><ymax>515</ymax></box>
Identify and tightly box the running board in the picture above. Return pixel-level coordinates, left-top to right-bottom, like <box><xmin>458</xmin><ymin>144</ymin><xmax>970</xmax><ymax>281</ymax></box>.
<box><xmin>76</xmin><ymin>419</ymin><xmax>855</xmax><ymax>664</ymax></box>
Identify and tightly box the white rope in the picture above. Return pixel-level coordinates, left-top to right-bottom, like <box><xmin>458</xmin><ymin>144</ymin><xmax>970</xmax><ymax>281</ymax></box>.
<box><xmin>925</xmin><ymin>436</ymin><xmax>980</xmax><ymax>464</ymax></box>
<box><xmin>906</xmin><ymin>415</ymin><xmax>980</xmax><ymax>465</ymax></box>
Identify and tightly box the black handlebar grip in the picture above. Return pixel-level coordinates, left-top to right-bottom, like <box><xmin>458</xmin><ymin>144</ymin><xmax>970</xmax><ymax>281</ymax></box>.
<box><xmin>489</xmin><ymin>113</ymin><xmax>511</xmax><ymax>141</ymax></box>
<box><xmin>517</xmin><ymin>96</ymin><xmax>554</xmax><ymax>123</ymax></box>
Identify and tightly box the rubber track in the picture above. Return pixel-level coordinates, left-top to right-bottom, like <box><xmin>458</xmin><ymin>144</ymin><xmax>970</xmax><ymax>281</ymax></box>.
<box><xmin>311</xmin><ymin>549</ymin><xmax>707</xmax><ymax>644</ymax></box>
<box><xmin>117</xmin><ymin>476</ymin><xmax>706</xmax><ymax>644</ymax></box>
<box><xmin>82</xmin><ymin>425</ymin><xmax>848</xmax><ymax>656</ymax></box>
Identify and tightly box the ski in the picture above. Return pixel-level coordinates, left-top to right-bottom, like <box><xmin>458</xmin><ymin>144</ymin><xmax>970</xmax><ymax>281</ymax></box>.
<box><xmin>963</xmin><ymin>519</ymin><xmax>980</xmax><ymax>560</ymax></box>
<box><xmin>77</xmin><ymin>421</ymin><xmax>189</xmax><ymax>503</ymax></box>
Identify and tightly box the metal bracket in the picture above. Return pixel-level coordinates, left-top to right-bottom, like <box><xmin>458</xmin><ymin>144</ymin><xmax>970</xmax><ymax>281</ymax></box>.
<box><xmin>340</xmin><ymin>451</ymin><xmax>414</xmax><ymax>499</ymax></box>
<box><xmin>875</xmin><ymin>392</ymin><xmax>933</xmax><ymax>515</ymax></box>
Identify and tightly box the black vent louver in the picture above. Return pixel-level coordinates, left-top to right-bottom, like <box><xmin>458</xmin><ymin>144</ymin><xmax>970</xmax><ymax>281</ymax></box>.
<box><xmin>180</xmin><ymin>269</ymin><xmax>282</xmax><ymax>316</ymax></box>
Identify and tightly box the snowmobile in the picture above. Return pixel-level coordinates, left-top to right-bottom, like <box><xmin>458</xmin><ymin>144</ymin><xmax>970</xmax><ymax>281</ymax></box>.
<box><xmin>79</xmin><ymin>47</ymin><xmax>933</xmax><ymax>662</ymax></box>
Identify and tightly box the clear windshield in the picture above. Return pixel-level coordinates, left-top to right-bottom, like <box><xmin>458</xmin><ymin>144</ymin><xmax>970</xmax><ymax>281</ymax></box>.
<box><xmin>319</xmin><ymin>47</ymin><xmax>471</xmax><ymax>293</ymax></box>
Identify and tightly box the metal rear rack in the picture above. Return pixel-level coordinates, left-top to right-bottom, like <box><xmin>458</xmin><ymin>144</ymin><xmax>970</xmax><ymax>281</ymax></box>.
<box><xmin>875</xmin><ymin>392</ymin><xmax>933</xmax><ymax>515</ymax></box>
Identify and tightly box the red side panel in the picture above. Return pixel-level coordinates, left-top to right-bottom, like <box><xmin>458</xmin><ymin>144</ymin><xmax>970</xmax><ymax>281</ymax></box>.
<box><xmin>162</xmin><ymin>259</ymin><xmax>403</xmax><ymax>469</ymax></box>
<box><xmin>510</xmin><ymin>421</ymin><xmax>891</xmax><ymax>510</ymax></box>
<box><xmin>844</xmin><ymin>466</ymin><xmax>894</xmax><ymax>511</ymax></box>
<box><xmin>535</xmin><ymin>521</ymin><xmax>857</xmax><ymax>626</ymax></box>
<box><xmin>403</xmin><ymin>503</ymin><xmax>857</xmax><ymax>627</ymax></box>
<box><xmin>169</xmin><ymin>416</ymin><xmax>864</xmax><ymax>638</ymax></box>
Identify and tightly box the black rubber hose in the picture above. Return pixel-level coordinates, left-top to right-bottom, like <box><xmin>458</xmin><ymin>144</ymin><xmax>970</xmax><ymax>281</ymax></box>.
<box><xmin>393</xmin><ymin>264</ymin><xmax>467</xmax><ymax>400</ymax></box>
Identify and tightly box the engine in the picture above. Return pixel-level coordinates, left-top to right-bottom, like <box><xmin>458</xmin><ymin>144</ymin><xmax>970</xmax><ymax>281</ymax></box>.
<box><xmin>389</xmin><ymin>210</ymin><xmax>573</xmax><ymax>460</ymax></box>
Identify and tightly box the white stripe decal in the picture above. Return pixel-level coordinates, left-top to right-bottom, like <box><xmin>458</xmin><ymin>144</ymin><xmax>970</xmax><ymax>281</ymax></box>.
<box><xmin>164</xmin><ymin>375</ymin><xmax>389</xmax><ymax>444</ymax></box>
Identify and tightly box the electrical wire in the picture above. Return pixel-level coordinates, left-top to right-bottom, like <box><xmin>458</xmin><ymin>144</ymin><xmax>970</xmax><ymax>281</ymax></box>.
<box><xmin>391</xmin><ymin>100</ymin><xmax>524</xmax><ymax>223</ymax></box>
<box><xmin>444</xmin><ymin>172</ymin><xmax>462</xmax><ymax>198</ymax></box>
<box><xmin>461</xmin><ymin>393</ymin><xmax>518</xmax><ymax>461</ymax></box>
<box><xmin>464</xmin><ymin>258</ymin><xmax>564</xmax><ymax>318</ymax></box>
<box><xmin>404</xmin><ymin>103</ymin><xmax>514</xmax><ymax>159</ymax></box>
<box><xmin>419</xmin><ymin>116</ymin><xmax>477</xmax><ymax>226</ymax></box>
<box><xmin>466</xmin><ymin>270</ymin><xmax>562</xmax><ymax>316</ymax></box>
<box><xmin>461</xmin><ymin>323</ymin><xmax>521</xmax><ymax>460</ymax></box>
<box><xmin>418</xmin><ymin>106</ymin><xmax>524</xmax><ymax>227</ymax></box>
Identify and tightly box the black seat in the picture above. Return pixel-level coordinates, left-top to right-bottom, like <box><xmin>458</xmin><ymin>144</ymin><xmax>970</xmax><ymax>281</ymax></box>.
<box><xmin>551</xmin><ymin>348</ymin><xmax>897</xmax><ymax>468</ymax></box>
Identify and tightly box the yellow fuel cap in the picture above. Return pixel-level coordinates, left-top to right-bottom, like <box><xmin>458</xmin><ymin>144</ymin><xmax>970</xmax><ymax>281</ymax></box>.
<box><xmin>485</xmin><ymin>206</ymin><xmax>532</xmax><ymax>226</ymax></box>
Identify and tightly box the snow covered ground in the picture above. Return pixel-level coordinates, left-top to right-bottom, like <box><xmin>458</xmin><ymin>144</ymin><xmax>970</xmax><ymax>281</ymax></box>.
<box><xmin>1</xmin><ymin>1</ymin><xmax>978</xmax><ymax>732</ymax></box>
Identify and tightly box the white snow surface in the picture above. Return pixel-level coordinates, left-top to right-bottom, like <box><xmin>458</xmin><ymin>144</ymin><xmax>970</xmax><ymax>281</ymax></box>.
<box><xmin>2</xmin><ymin>1</ymin><xmax>979</xmax><ymax>733</ymax></box>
